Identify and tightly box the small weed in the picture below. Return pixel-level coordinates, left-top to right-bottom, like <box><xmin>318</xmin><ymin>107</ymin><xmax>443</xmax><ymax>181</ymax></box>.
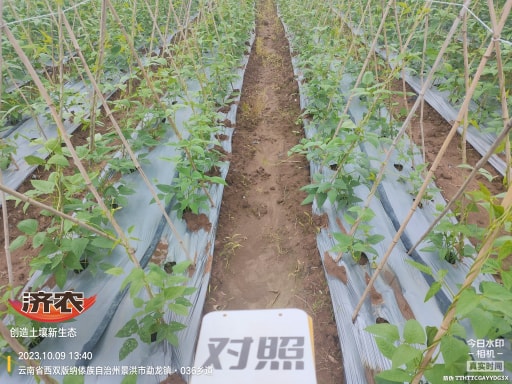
<box><xmin>290</xmin><ymin>259</ymin><xmax>306</xmax><ymax>279</ymax></box>
<box><xmin>219</xmin><ymin>234</ymin><xmax>247</xmax><ymax>268</ymax></box>
<box><xmin>311</xmin><ymin>290</ymin><xmax>330</xmax><ymax>314</ymax></box>
<box><xmin>264</xmin><ymin>228</ymin><xmax>286</xmax><ymax>256</ymax></box>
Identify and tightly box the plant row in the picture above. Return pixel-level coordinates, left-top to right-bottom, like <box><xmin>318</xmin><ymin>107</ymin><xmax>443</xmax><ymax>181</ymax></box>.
<box><xmin>1</xmin><ymin>0</ymin><xmax>255</xmax><ymax>379</ymax></box>
<box><xmin>278</xmin><ymin>0</ymin><xmax>512</xmax><ymax>382</ymax></box>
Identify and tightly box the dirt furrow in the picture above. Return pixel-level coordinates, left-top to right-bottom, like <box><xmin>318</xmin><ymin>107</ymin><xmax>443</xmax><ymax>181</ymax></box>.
<box><xmin>204</xmin><ymin>0</ymin><xmax>344</xmax><ymax>382</ymax></box>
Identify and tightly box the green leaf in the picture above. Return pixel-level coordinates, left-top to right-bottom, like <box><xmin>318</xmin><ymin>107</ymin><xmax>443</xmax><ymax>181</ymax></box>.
<box><xmin>10</xmin><ymin>235</ymin><xmax>27</xmax><ymax>251</ymax></box>
<box><xmin>64</xmin><ymin>252</ymin><xmax>83</xmax><ymax>271</ymax></box>
<box><xmin>70</xmin><ymin>238</ymin><xmax>89</xmax><ymax>259</ymax></box>
<box><xmin>119</xmin><ymin>338</ymin><xmax>138</xmax><ymax>361</ymax></box>
<box><xmin>467</xmin><ymin>308</ymin><xmax>494</xmax><ymax>338</ymax></box>
<box><xmin>163</xmin><ymin>286</ymin><xmax>188</xmax><ymax>301</ymax></box>
<box><xmin>105</xmin><ymin>267</ymin><xmax>124</xmax><ymax>276</ymax></box>
<box><xmin>365</xmin><ymin>323</ymin><xmax>400</xmax><ymax>342</ymax></box>
<box><xmin>167</xmin><ymin>321</ymin><xmax>187</xmax><ymax>332</ymax></box>
<box><xmin>207</xmin><ymin>176</ymin><xmax>227</xmax><ymax>185</ymax></box>
<box><xmin>480</xmin><ymin>281</ymin><xmax>512</xmax><ymax>301</ymax></box>
<box><xmin>301</xmin><ymin>193</ymin><xmax>315</xmax><ymax>205</ymax></box>
<box><xmin>44</xmin><ymin>138</ymin><xmax>62</xmax><ymax>153</ymax></box>
<box><xmin>362</xmin><ymin>71</ymin><xmax>375</xmax><ymax>86</ymax></box>
<box><xmin>403</xmin><ymin>320</ymin><xmax>426</xmax><ymax>345</ymax></box>
<box><xmin>392</xmin><ymin>344</ymin><xmax>422</xmax><ymax>369</ymax></box>
<box><xmin>17</xmin><ymin>219</ymin><xmax>38</xmax><ymax>235</ymax></box>
<box><xmin>501</xmin><ymin>269</ymin><xmax>512</xmax><ymax>291</ymax></box>
<box><xmin>367</xmin><ymin>234</ymin><xmax>385</xmax><ymax>245</ymax></box>
<box><xmin>146</xmin><ymin>267</ymin><xmax>167</xmax><ymax>287</ymax></box>
<box><xmin>172</xmin><ymin>261</ymin><xmax>191</xmax><ymax>274</ymax></box>
<box><xmin>424</xmin><ymin>281</ymin><xmax>442</xmax><ymax>302</ymax></box>
<box><xmin>165</xmin><ymin>331</ymin><xmax>179</xmax><ymax>346</ymax></box>
<box><xmin>32</xmin><ymin>232</ymin><xmax>46</xmax><ymax>248</ymax></box>
<box><xmin>456</xmin><ymin>289</ymin><xmax>480</xmax><ymax>317</ymax></box>
<box><xmin>440</xmin><ymin>335</ymin><xmax>469</xmax><ymax>365</ymax></box>
<box><xmin>40</xmin><ymin>238</ymin><xmax>59</xmax><ymax>256</ymax></box>
<box><xmin>121</xmin><ymin>375</ymin><xmax>137</xmax><ymax>384</ymax></box>
<box><xmin>63</xmin><ymin>374</ymin><xmax>84</xmax><ymax>384</ymax></box>
<box><xmin>31</xmin><ymin>179</ymin><xmax>55</xmax><ymax>194</ymax></box>
<box><xmin>327</xmin><ymin>188</ymin><xmax>338</xmax><ymax>203</ymax></box>
<box><xmin>54</xmin><ymin>265</ymin><xmax>68</xmax><ymax>289</ymax></box>
<box><xmin>167</xmin><ymin>303</ymin><xmax>190</xmax><ymax>316</ymax></box>
<box><xmin>48</xmin><ymin>153</ymin><xmax>69</xmax><ymax>167</ymax></box>
<box><xmin>116</xmin><ymin>319</ymin><xmax>139</xmax><ymax>338</ymax></box>
<box><xmin>405</xmin><ymin>259</ymin><xmax>433</xmax><ymax>276</ymax></box>
<box><xmin>424</xmin><ymin>363</ymin><xmax>449</xmax><ymax>384</ymax></box>
<box><xmin>156</xmin><ymin>184</ymin><xmax>173</xmax><ymax>193</ymax></box>
<box><xmin>132</xmin><ymin>297</ymin><xmax>144</xmax><ymax>308</ymax></box>
<box><xmin>316</xmin><ymin>192</ymin><xmax>328</xmax><ymax>208</ymax></box>
<box><xmin>376</xmin><ymin>368</ymin><xmax>412</xmax><ymax>382</ymax></box>
<box><xmin>90</xmin><ymin>236</ymin><xmax>116</xmax><ymax>249</ymax></box>
<box><xmin>375</xmin><ymin>337</ymin><xmax>397</xmax><ymax>360</ymax></box>
<box><xmin>426</xmin><ymin>326</ymin><xmax>438</xmax><ymax>347</ymax></box>
<box><xmin>24</xmin><ymin>155</ymin><xmax>46</xmax><ymax>166</ymax></box>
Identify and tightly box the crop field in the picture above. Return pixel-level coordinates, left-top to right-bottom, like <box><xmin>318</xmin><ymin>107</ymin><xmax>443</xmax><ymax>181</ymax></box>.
<box><xmin>0</xmin><ymin>0</ymin><xmax>511</xmax><ymax>383</ymax></box>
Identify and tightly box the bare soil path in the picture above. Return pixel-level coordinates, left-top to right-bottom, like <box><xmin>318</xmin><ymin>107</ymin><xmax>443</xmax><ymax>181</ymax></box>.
<box><xmin>204</xmin><ymin>0</ymin><xmax>344</xmax><ymax>382</ymax></box>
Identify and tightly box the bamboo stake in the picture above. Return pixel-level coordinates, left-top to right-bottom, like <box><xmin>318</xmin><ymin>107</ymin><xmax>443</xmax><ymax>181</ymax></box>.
<box><xmin>351</xmin><ymin>0</ymin><xmax>512</xmax><ymax>322</ymax></box>
<box><xmin>336</xmin><ymin>0</ymin><xmax>472</xmax><ymax>263</ymax></box>
<box><xmin>0</xmin><ymin>0</ymin><xmax>14</xmax><ymax>297</ymax></box>
<box><xmin>461</xmin><ymin>12</ymin><xmax>469</xmax><ymax>164</ymax></box>
<box><xmin>408</xmin><ymin>117</ymin><xmax>512</xmax><ymax>254</ymax></box>
<box><xmin>419</xmin><ymin>13</ymin><xmax>429</xmax><ymax>163</ymax></box>
<box><xmin>57</xmin><ymin>3</ymin><xmax>66</xmax><ymax>236</ymax></box>
<box><xmin>60</xmin><ymin>12</ymin><xmax>192</xmax><ymax>259</ymax></box>
<box><xmin>89</xmin><ymin>0</ymin><xmax>107</xmax><ymax>155</ymax></box>
<box><xmin>128</xmin><ymin>0</ymin><xmax>137</xmax><ymax>94</ymax></box>
<box><xmin>393</xmin><ymin>0</ymin><xmax>416</xmax><ymax>170</ymax></box>
<box><xmin>0</xmin><ymin>171</ymin><xmax>14</xmax><ymax>294</ymax></box>
<box><xmin>487</xmin><ymin>0</ymin><xmax>512</xmax><ymax>186</ymax></box>
<box><xmin>411</xmin><ymin>182</ymin><xmax>512</xmax><ymax>384</ymax></box>
<box><xmin>149</xmin><ymin>0</ymin><xmax>160</xmax><ymax>54</ymax></box>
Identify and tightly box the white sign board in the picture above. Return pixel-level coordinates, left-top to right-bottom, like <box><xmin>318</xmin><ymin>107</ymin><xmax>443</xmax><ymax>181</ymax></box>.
<box><xmin>191</xmin><ymin>308</ymin><xmax>317</xmax><ymax>383</ymax></box>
